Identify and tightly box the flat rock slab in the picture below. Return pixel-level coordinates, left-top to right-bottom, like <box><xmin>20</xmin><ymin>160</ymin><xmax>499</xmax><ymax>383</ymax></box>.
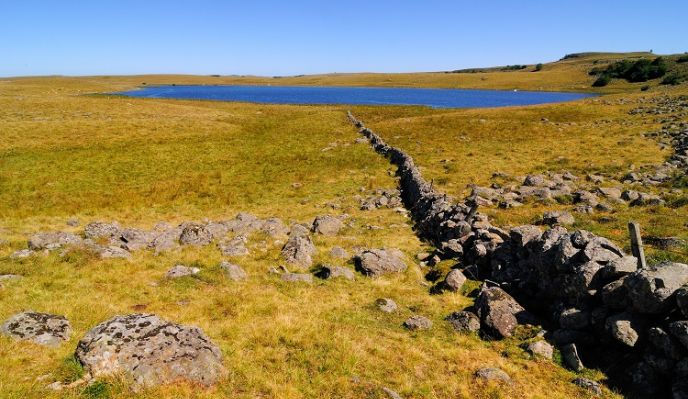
<box><xmin>1</xmin><ymin>311</ymin><xmax>71</xmax><ymax>347</ymax></box>
<box><xmin>220</xmin><ymin>261</ymin><xmax>247</xmax><ymax>281</ymax></box>
<box><xmin>355</xmin><ymin>248</ymin><xmax>407</xmax><ymax>277</ymax></box>
<box><xmin>281</xmin><ymin>273</ymin><xmax>313</xmax><ymax>283</ymax></box>
<box><xmin>75</xmin><ymin>314</ymin><xmax>225</xmax><ymax>387</ymax></box>
<box><xmin>166</xmin><ymin>265</ymin><xmax>200</xmax><ymax>279</ymax></box>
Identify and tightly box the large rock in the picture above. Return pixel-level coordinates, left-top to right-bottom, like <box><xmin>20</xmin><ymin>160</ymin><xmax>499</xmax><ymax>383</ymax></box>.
<box><xmin>75</xmin><ymin>314</ymin><xmax>225</xmax><ymax>387</ymax></box>
<box><xmin>669</xmin><ymin>321</ymin><xmax>688</xmax><ymax>350</ymax></box>
<box><xmin>1</xmin><ymin>311</ymin><xmax>71</xmax><ymax>347</ymax></box>
<box><xmin>28</xmin><ymin>231</ymin><xmax>82</xmax><ymax>250</ymax></box>
<box><xmin>280</xmin><ymin>234</ymin><xmax>316</xmax><ymax>268</ymax></box>
<box><xmin>311</xmin><ymin>215</ymin><xmax>344</xmax><ymax>236</ymax></box>
<box><xmin>541</xmin><ymin>211</ymin><xmax>575</xmax><ymax>226</ymax></box>
<box><xmin>179</xmin><ymin>223</ymin><xmax>213</xmax><ymax>246</ymax></box>
<box><xmin>474</xmin><ymin>286</ymin><xmax>534</xmax><ymax>339</ymax></box>
<box><xmin>624</xmin><ymin>262</ymin><xmax>688</xmax><ymax>314</ymax></box>
<box><xmin>354</xmin><ymin>249</ymin><xmax>407</xmax><ymax>277</ymax></box>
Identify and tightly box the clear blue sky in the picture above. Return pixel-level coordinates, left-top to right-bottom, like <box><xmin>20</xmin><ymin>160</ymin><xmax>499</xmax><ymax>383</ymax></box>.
<box><xmin>1</xmin><ymin>0</ymin><xmax>687</xmax><ymax>77</ymax></box>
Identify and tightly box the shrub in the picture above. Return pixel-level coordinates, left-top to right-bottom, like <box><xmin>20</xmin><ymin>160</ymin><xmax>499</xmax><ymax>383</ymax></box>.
<box><xmin>661</xmin><ymin>74</ymin><xmax>683</xmax><ymax>85</ymax></box>
<box><xmin>592</xmin><ymin>75</ymin><xmax>611</xmax><ymax>87</ymax></box>
<box><xmin>534</xmin><ymin>63</ymin><xmax>543</xmax><ymax>72</ymax></box>
<box><xmin>641</xmin><ymin>85</ymin><xmax>650</xmax><ymax>91</ymax></box>
<box><xmin>677</xmin><ymin>55</ymin><xmax>688</xmax><ymax>63</ymax></box>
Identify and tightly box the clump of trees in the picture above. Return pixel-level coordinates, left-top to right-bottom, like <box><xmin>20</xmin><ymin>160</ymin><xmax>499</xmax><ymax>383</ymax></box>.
<box><xmin>590</xmin><ymin>57</ymin><xmax>668</xmax><ymax>87</ymax></box>
<box><xmin>500</xmin><ymin>65</ymin><xmax>527</xmax><ymax>71</ymax></box>
<box><xmin>534</xmin><ymin>63</ymin><xmax>543</xmax><ymax>71</ymax></box>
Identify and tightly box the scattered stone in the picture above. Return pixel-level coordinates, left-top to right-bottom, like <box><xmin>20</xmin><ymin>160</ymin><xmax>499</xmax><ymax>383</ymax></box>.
<box><xmin>83</xmin><ymin>222</ymin><xmax>121</xmax><ymax>239</ymax></box>
<box><xmin>10</xmin><ymin>249</ymin><xmax>34</xmax><ymax>259</ymax></box>
<box><xmin>376</xmin><ymin>298</ymin><xmax>397</xmax><ymax>313</ymax></box>
<box><xmin>75</xmin><ymin>314</ymin><xmax>225</xmax><ymax>387</ymax></box>
<box><xmin>382</xmin><ymin>387</ymin><xmax>403</xmax><ymax>399</ymax></box>
<box><xmin>281</xmin><ymin>234</ymin><xmax>316</xmax><ymax>268</ymax></box>
<box><xmin>561</xmin><ymin>343</ymin><xmax>584</xmax><ymax>371</ymax></box>
<box><xmin>28</xmin><ymin>231</ymin><xmax>81</xmax><ymax>250</ymax></box>
<box><xmin>541</xmin><ymin>211</ymin><xmax>575</xmax><ymax>226</ymax></box>
<box><xmin>179</xmin><ymin>222</ymin><xmax>213</xmax><ymax>246</ymax></box>
<box><xmin>317</xmin><ymin>265</ymin><xmax>355</xmax><ymax>280</ymax></box>
<box><xmin>475</xmin><ymin>367</ymin><xmax>511</xmax><ymax>383</ymax></box>
<box><xmin>165</xmin><ymin>265</ymin><xmax>200</xmax><ymax>279</ymax></box>
<box><xmin>1</xmin><ymin>311</ymin><xmax>71</xmax><ymax>347</ymax></box>
<box><xmin>572</xmin><ymin>378</ymin><xmax>602</xmax><ymax>395</ymax></box>
<box><xmin>311</xmin><ymin>215</ymin><xmax>344</xmax><ymax>236</ymax></box>
<box><xmin>444</xmin><ymin>269</ymin><xmax>467</xmax><ymax>292</ymax></box>
<box><xmin>97</xmin><ymin>246</ymin><xmax>132</xmax><ymax>259</ymax></box>
<box><xmin>329</xmin><ymin>246</ymin><xmax>349</xmax><ymax>259</ymax></box>
<box><xmin>220</xmin><ymin>261</ymin><xmax>247</xmax><ymax>281</ymax></box>
<box><xmin>354</xmin><ymin>248</ymin><xmax>407</xmax><ymax>277</ymax></box>
<box><xmin>280</xmin><ymin>272</ymin><xmax>313</xmax><ymax>283</ymax></box>
<box><xmin>218</xmin><ymin>235</ymin><xmax>249</xmax><ymax>257</ymax></box>
<box><xmin>403</xmin><ymin>315</ymin><xmax>432</xmax><ymax>331</ymax></box>
<box><xmin>260</xmin><ymin>217</ymin><xmax>289</xmax><ymax>237</ymax></box>
<box><xmin>445</xmin><ymin>311</ymin><xmax>480</xmax><ymax>333</ymax></box>
<box><xmin>525</xmin><ymin>340</ymin><xmax>554</xmax><ymax>360</ymax></box>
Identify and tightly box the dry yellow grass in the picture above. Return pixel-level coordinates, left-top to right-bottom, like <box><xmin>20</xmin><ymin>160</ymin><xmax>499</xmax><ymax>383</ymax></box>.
<box><xmin>2</xmin><ymin>57</ymin><xmax>686</xmax><ymax>398</ymax></box>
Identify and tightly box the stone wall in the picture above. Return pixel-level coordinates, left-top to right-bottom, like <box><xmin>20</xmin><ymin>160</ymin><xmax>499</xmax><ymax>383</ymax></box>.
<box><xmin>348</xmin><ymin>111</ymin><xmax>688</xmax><ymax>398</ymax></box>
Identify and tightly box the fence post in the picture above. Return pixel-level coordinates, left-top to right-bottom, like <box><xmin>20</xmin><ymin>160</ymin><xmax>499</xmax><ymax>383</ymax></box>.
<box><xmin>628</xmin><ymin>221</ymin><xmax>647</xmax><ymax>269</ymax></box>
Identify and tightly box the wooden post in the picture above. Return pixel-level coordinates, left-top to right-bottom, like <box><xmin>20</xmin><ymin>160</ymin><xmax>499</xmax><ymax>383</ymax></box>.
<box><xmin>628</xmin><ymin>221</ymin><xmax>647</xmax><ymax>269</ymax></box>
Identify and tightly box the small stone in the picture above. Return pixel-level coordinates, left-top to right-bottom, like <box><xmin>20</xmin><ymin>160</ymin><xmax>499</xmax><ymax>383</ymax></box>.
<box><xmin>317</xmin><ymin>265</ymin><xmax>355</xmax><ymax>280</ymax></box>
<box><xmin>403</xmin><ymin>315</ymin><xmax>432</xmax><ymax>330</ymax></box>
<box><xmin>475</xmin><ymin>367</ymin><xmax>511</xmax><ymax>383</ymax></box>
<box><xmin>281</xmin><ymin>273</ymin><xmax>313</xmax><ymax>283</ymax></box>
<box><xmin>376</xmin><ymin>298</ymin><xmax>397</xmax><ymax>313</ymax></box>
<box><xmin>220</xmin><ymin>261</ymin><xmax>247</xmax><ymax>281</ymax></box>
<box><xmin>541</xmin><ymin>211</ymin><xmax>575</xmax><ymax>226</ymax></box>
<box><xmin>525</xmin><ymin>341</ymin><xmax>554</xmax><ymax>360</ymax></box>
<box><xmin>165</xmin><ymin>265</ymin><xmax>200</xmax><ymax>279</ymax></box>
<box><xmin>382</xmin><ymin>387</ymin><xmax>403</xmax><ymax>399</ymax></box>
<box><xmin>329</xmin><ymin>246</ymin><xmax>349</xmax><ymax>259</ymax></box>
<box><xmin>10</xmin><ymin>249</ymin><xmax>34</xmax><ymax>259</ymax></box>
<box><xmin>572</xmin><ymin>378</ymin><xmax>602</xmax><ymax>395</ymax></box>
<box><xmin>66</xmin><ymin>218</ymin><xmax>80</xmax><ymax>227</ymax></box>
<box><xmin>445</xmin><ymin>311</ymin><xmax>480</xmax><ymax>333</ymax></box>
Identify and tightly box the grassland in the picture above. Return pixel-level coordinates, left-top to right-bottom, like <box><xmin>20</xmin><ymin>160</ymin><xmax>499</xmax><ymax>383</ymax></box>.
<box><xmin>0</xmin><ymin>52</ymin><xmax>687</xmax><ymax>398</ymax></box>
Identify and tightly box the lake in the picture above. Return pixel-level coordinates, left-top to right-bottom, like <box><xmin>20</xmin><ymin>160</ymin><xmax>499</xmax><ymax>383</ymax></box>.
<box><xmin>116</xmin><ymin>85</ymin><xmax>594</xmax><ymax>108</ymax></box>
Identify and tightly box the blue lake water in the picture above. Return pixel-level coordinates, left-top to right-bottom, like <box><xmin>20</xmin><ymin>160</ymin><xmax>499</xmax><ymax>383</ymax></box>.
<box><xmin>116</xmin><ymin>85</ymin><xmax>594</xmax><ymax>108</ymax></box>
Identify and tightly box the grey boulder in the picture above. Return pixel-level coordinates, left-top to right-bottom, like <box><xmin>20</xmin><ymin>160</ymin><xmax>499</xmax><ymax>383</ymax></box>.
<box><xmin>474</xmin><ymin>286</ymin><xmax>534</xmax><ymax>339</ymax></box>
<box><xmin>75</xmin><ymin>314</ymin><xmax>225</xmax><ymax>387</ymax></box>
<box><xmin>354</xmin><ymin>248</ymin><xmax>407</xmax><ymax>277</ymax></box>
<box><xmin>624</xmin><ymin>262</ymin><xmax>688</xmax><ymax>314</ymax></box>
<box><xmin>1</xmin><ymin>311</ymin><xmax>71</xmax><ymax>347</ymax></box>
<box><xmin>220</xmin><ymin>261</ymin><xmax>247</xmax><ymax>281</ymax></box>
<box><xmin>311</xmin><ymin>215</ymin><xmax>344</xmax><ymax>236</ymax></box>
